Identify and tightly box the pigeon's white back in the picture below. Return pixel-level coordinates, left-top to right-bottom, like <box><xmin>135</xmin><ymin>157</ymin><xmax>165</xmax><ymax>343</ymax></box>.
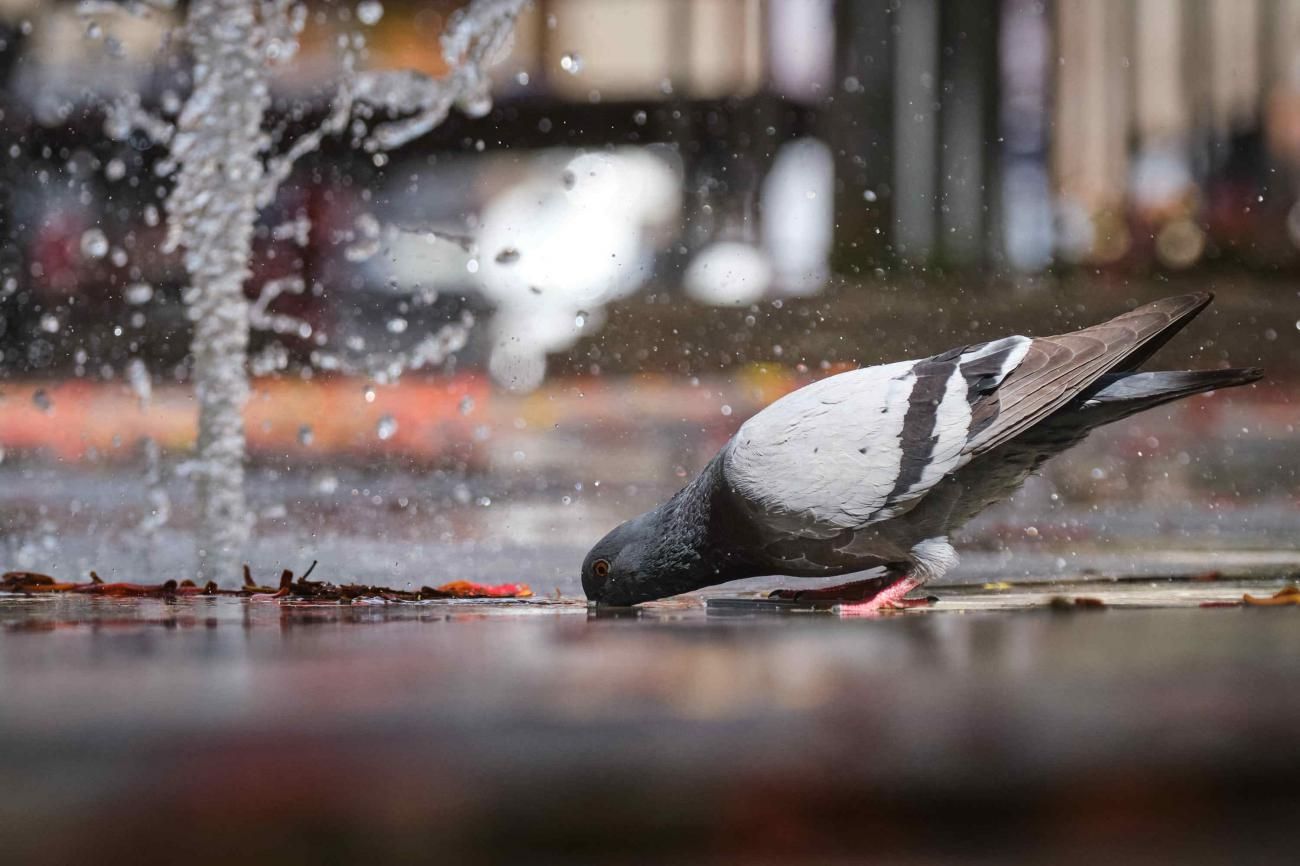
<box><xmin>724</xmin><ymin>337</ymin><xmax>1030</xmax><ymax>533</ymax></box>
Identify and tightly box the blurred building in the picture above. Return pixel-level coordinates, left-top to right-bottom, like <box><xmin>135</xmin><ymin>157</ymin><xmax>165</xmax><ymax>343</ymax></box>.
<box><xmin>2</xmin><ymin>0</ymin><xmax>1300</xmax><ymax>384</ymax></box>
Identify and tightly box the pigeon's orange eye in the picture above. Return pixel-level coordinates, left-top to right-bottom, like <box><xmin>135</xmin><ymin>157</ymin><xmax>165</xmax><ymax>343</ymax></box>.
<box><xmin>592</xmin><ymin>559</ymin><xmax>610</xmax><ymax>579</ymax></box>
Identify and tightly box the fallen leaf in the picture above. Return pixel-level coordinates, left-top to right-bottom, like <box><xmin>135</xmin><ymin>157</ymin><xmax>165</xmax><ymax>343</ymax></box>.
<box><xmin>1048</xmin><ymin>595</ymin><xmax>1107</xmax><ymax>611</ymax></box>
<box><xmin>1243</xmin><ymin>585</ymin><xmax>1300</xmax><ymax>607</ymax></box>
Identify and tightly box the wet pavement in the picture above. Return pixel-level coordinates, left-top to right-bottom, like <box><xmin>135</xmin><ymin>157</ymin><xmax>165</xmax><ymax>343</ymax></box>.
<box><xmin>3</xmin><ymin>579</ymin><xmax>1300</xmax><ymax>865</ymax></box>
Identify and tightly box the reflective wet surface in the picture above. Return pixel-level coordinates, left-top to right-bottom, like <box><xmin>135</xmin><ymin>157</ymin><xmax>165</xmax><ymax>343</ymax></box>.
<box><xmin>3</xmin><ymin>584</ymin><xmax>1299</xmax><ymax>864</ymax></box>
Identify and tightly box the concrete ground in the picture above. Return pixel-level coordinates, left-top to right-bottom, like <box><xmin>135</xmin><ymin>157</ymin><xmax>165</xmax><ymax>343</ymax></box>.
<box><xmin>3</xmin><ymin>578</ymin><xmax>1299</xmax><ymax>865</ymax></box>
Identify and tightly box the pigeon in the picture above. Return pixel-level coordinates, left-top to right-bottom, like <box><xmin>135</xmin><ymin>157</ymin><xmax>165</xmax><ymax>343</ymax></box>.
<box><xmin>581</xmin><ymin>293</ymin><xmax>1262</xmax><ymax>612</ymax></box>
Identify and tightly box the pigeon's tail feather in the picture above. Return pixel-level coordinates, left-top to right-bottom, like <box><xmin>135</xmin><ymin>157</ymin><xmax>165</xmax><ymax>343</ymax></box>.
<box><xmin>1077</xmin><ymin>367</ymin><xmax>1263</xmax><ymax>421</ymax></box>
<box><xmin>964</xmin><ymin>293</ymin><xmax>1218</xmax><ymax>456</ymax></box>
<box><xmin>1102</xmin><ymin>292</ymin><xmax>1214</xmax><ymax>372</ymax></box>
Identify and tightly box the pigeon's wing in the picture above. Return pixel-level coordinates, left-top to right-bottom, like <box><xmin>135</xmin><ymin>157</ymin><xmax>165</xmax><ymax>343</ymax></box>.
<box><xmin>960</xmin><ymin>293</ymin><xmax>1213</xmax><ymax>456</ymax></box>
<box><xmin>723</xmin><ymin>293</ymin><xmax>1213</xmax><ymax>536</ymax></box>
<box><xmin>723</xmin><ymin>337</ymin><xmax>1031</xmax><ymax>534</ymax></box>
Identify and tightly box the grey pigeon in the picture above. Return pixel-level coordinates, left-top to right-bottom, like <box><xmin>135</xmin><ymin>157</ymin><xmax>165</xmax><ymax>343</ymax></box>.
<box><xmin>581</xmin><ymin>293</ymin><xmax>1261</xmax><ymax>611</ymax></box>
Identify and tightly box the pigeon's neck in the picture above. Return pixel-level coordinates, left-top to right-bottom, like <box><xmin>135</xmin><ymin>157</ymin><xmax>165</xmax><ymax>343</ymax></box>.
<box><xmin>645</xmin><ymin>454</ymin><xmax>760</xmax><ymax>593</ymax></box>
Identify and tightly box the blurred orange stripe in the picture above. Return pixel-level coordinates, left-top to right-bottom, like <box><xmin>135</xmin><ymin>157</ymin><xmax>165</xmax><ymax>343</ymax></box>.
<box><xmin>0</xmin><ymin>376</ymin><xmax>489</xmax><ymax>463</ymax></box>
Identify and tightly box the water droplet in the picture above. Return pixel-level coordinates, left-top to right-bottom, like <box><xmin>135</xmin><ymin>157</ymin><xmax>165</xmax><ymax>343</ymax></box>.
<box><xmin>515</xmin><ymin>71</ymin><xmax>530</xmax><ymax>86</ymax></box>
<box><xmin>466</xmin><ymin>258</ymin><xmax>480</xmax><ymax>274</ymax></box>
<box><xmin>317</xmin><ymin>474</ymin><xmax>339</xmax><ymax>494</ymax></box>
<box><xmin>363</xmin><ymin>385</ymin><xmax>376</xmax><ymax>403</ymax></box>
<box><xmin>126</xmin><ymin>358</ymin><xmax>151</xmax><ymax>407</ymax></box>
<box><xmin>386</xmin><ymin>317</ymin><xmax>408</xmax><ymax>334</ymax></box>
<box><xmin>561</xmin><ymin>495</ymin><xmax>572</xmax><ymax>506</ymax></box>
<box><xmin>345</xmin><ymin>213</ymin><xmax>382</xmax><ymax>262</ymax></box>
<box><xmin>863</xmin><ymin>189</ymin><xmax>878</xmax><ymax>202</ymax></box>
<box><xmin>458</xmin><ymin>395</ymin><xmax>475</xmax><ymax>415</ymax></box>
<box><xmin>80</xmin><ymin>228</ymin><xmax>109</xmax><ymax>259</ymax></box>
<box><xmin>356</xmin><ymin>0</ymin><xmax>384</xmax><ymax>26</ymax></box>
<box><xmin>465</xmin><ymin>74</ymin><xmax>497</xmax><ymax>112</ymax></box>
<box><xmin>105</xmin><ymin>159</ymin><xmax>126</xmax><ymax>181</ymax></box>
<box><xmin>376</xmin><ymin>414</ymin><xmax>398</xmax><ymax>440</ymax></box>
<box><xmin>298</xmin><ymin>425</ymin><xmax>314</xmax><ymax>446</ymax></box>
<box><xmin>721</xmin><ymin>405</ymin><xmax>733</xmax><ymax>417</ymax></box>
<box><xmin>125</xmin><ymin>283</ymin><xmax>154</xmax><ymax>305</ymax></box>
<box><xmin>633</xmin><ymin>110</ymin><xmax>647</xmax><ymax>125</ymax></box>
<box><xmin>39</xmin><ymin>314</ymin><xmax>59</xmax><ymax>334</ymax></box>
<box><xmin>32</xmin><ymin>389</ymin><xmax>52</xmax><ymax>412</ymax></box>
<box><xmin>560</xmin><ymin>53</ymin><xmax>583</xmax><ymax>74</ymax></box>
<box><xmin>143</xmin><ymin>205</ymin><xmax>160</xmax><ymax>227</ymax></box>
<box><xmin>574</xmin><ymin>310</ymin><xmax>588</xmax><ymax>328</ymax></box>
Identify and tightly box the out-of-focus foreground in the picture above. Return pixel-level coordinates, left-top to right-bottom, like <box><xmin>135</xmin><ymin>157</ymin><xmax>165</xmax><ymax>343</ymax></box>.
<box><xmin>4</xmin><ymin>593</ymin><xmax>1300</xmax><ymax>865</ymax></box>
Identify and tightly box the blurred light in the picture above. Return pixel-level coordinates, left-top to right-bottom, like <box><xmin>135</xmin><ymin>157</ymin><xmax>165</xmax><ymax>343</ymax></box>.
<box><xmin>761</xmin><ymin>138</ymin><xmax>833</xmax><ymax>296</ymax></box>
<box><xmin>476</xmin><ymin>148</ymin><xmax>680</xmax><ymax>390</ymax></box>
<box><xmin>1003</xmin><ymin>163</ymin><xmax>1054</xmax><ymax>271</ymax></box>
<box><xmin>1130</xmin><ymin>142</ymin><xmax>1193</xmax><ymax>213</ymax></box>
<box><xmin>684</xmin><ymin>242</ymin><xmax>772</xmax><ymax>307</ymax></box>
<box><xmin>768</xmin><ymin>0</ymin><xmax>833</xmax><ymax>101</ymax></box>
<box><xmin>1154</xmin><ymin>219</ymin><xmax>1205</xmax><ymax>269</ymax></box>
<box><xmin>1055</xmin><ymin>200</ymin><xmax>1096</xmax><ymax>263</ymax></box>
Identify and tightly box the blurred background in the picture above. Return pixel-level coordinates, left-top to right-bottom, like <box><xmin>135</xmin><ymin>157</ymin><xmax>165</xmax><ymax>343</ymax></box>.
<box><xmin>0</xmin><ymin>0</ymin><xmax>1295</xmax><ymax>589</ymax></box>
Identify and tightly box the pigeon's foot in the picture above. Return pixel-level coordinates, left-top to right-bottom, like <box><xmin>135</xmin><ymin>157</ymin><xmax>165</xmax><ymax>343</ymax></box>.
<box><xmin>767</xmin><ymin>575</ymin><xmax>891</xmax><ymax>603</ymax></box>
<box><xmin>834</xmin><ymin>576</ymin><xmax>926</xmax><ymax>617</ymax></box>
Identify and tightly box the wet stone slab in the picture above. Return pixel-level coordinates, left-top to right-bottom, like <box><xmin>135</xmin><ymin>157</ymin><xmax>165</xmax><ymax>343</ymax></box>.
<box><xmin>2</xmin><ymin>577</ymin><xmax>1299</xmax><ymax>865</ymax></box>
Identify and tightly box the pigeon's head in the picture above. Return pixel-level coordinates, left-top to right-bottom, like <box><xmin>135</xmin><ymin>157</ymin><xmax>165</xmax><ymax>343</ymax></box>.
<box><xmin>581</xmin><ymin>513</ymin><xmax>660</xmax><ymax>606</ymax></box>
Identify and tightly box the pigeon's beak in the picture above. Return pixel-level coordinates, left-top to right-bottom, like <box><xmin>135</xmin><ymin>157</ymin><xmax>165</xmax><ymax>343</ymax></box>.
<box><xmin>583</xmin><ymin>578</ymin><xmax>633</xmax><ymax>607</ymax></box>
<box><xmin>582</xmin><ymin>567</ymin><xmax>639</xmax><ymax>607</ymax></box>
<box><xmin>580</xmin><ymin>570</ymin><xmax>606</xmax><ymax>603</ymax></box>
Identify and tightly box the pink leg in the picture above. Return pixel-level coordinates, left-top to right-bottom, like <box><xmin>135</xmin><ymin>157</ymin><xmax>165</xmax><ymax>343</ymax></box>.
<box><xmin>835</xmin><ymin>576</ymin><xmax>926</xmax><ymax>617</ymax></box>
<box><xmin>768</xmin><ymin>575</ymin><xmax>890</xmax><ymax>602</ymax></box>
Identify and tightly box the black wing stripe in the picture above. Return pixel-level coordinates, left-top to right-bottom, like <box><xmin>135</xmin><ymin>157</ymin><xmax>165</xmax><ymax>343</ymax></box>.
<box><xmin>884</xmin><ymin>352</ymin><xmax>961</xmax><ymax>506</ymax></box>
<box><xmin>960</xmin><ymin>342</ymin><xmax>1019</xmax><ymax>442</ymax></box>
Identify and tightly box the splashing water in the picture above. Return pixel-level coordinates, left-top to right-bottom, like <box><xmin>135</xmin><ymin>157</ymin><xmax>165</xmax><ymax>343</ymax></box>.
<box><xmin>104</xmin><ymin>0</ymin><xmax>526</xmax><ymax>583</ymax></box>
<box><xmin>163</xmin><ymin>0</ymin><xmax>271</xmax><ymax>579</ymax></box>
<box><xmin>351</xmin><ymin>0</ymin><xmax>527</xmax><ymax>150</ymax></box>
<box><xmin>356</xmin><ymin>1</ymin><xmax>384</xmax><ymax>26</ymax></box>
<box><xmin>124</xmin><ymin>282</ymin><xmax>154</xmax><ymax>305</ymax></box>
<box><xmin>80</xmin><ymin>228</ymin><xmax>109</xmax><ymax>259</ymax></box>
